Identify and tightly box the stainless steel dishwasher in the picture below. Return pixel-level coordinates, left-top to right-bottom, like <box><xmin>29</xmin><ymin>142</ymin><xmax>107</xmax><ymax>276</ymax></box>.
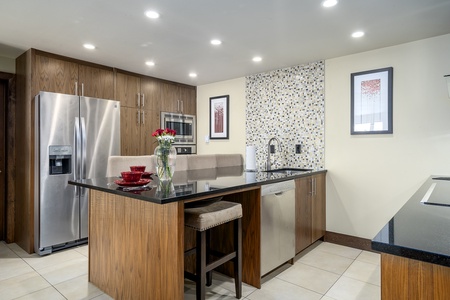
<box><xmin>261</xmin><ymin>180</ymin><xmax>296</xmax><ymax>276</ymax></box>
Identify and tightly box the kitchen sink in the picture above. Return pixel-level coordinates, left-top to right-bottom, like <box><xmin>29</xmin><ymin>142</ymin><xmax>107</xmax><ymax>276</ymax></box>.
<box><xmin>263</xmin><ymin>168</ymin><xmax>312</xmax><ymax>174</ymax></box>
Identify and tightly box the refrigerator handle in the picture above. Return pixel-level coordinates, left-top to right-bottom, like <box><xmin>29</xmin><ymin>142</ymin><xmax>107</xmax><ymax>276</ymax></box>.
<box><xmin>81</xmin><ymin>117</ymin><xmax>87</xmax><ymax>179</ymax></box>
<box><xmin>74</xmin><ymin>117</ymin><xmax>81</xmax><ymax>180</ymax></box>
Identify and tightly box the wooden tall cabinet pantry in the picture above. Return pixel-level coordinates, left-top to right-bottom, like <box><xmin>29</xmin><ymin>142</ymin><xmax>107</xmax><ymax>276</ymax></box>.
<box><xmin>295</xmin><ymin>173</ymin><xmax>326</xmax><ymax>253</ymax></box>
<box><xmin>160</xmin><ymin>81</ymin><xmax>196</xmax><ymax>115</ymax></box>
<box><xmin>116</xmin><ymin>71</ymin><xmax>160</xmax><ymax>155</ymax></box>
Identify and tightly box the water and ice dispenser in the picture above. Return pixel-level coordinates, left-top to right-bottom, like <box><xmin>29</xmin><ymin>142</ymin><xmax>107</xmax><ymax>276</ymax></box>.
<box><xmin>48</xmin><ymin>145</ymin><xmax>72</xmax><ymax>175</ymax></box>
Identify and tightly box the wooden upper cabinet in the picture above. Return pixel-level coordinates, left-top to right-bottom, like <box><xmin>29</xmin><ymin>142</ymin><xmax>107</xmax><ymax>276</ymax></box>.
<box><xmin>34</xmin><ymin>54</ymin><xmax>78</xmax><ymax>95</ymax></box>
<box><xmin>160</xmin><ymin>82</ymin><xmax>196</xmax><ymax>115</ymax></box>
<box><xmin>78</xmin><ymin>64</ymin><xmax>114</xmax><ymax>99</ymax></box>
<box><xmin>140</xmin><ymin>77</ymin><xmax>160</xmax><ymax>113</ymax></box>
<box><xmin>116</xmin><ymin>72</ymin><xmax>140</xmax><ymax>108</ymax></box>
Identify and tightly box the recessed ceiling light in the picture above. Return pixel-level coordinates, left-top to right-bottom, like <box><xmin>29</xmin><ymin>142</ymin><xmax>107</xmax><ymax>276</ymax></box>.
<box><xmin>145</xmin><ymin>10</ymin><xmax>160</xmax><ymax>19</ymax></box>
<box><xmin>189</xmin><ymin>73</ymin><xmax>197</xmax><ymax>78</ymax></box>
<box><xmin>352</xmin><ymin>31</ymin><xmax>365</xmax><ymax>38</ymax></box>
<box><xmin>252</xmin><ymin>56</ymin><xmax>262</xmax><ymax>62</ymax></box>
<box><xmin>83</xmin><ymin>43</ymin><xmax>95</xmax><ymax>50</ymax></box>
<box><xmin>322</xmin><ymin>0</ymin><xmax>338</xmax><ymax>8</ymax></box>
<box><xmin>210</xmin><ymin>39</ymin><xmax>222</xmax><ymax>45</ymax></box>
<box><xmin>145</xmin><ymin>61</ymin><xmax>155</xmax><ymax>66</ymax></box>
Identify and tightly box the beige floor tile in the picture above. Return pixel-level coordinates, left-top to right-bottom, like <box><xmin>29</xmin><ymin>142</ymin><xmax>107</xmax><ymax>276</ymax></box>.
<box><xmin>6</xmin><ymin>243</ymin><xmax>36</xmax><ymax>258</ymax></box>
<box><xmin>210</xmin><ymin>271</ymin><xmax>258</xmax><ymax>297</ymax></box>
<box><xmin>14</xmin><ymin>286</ymin><xmax>66</xmax><ymax>300</ymax></box>
<box><xmin>325</xmin><ymin>276</ymin><xmax>380</xmax><ymax>300</ymax></box>
<box><xmin>184</xmin><ymin>279</ymin><xmax>242</xmax><ymax>300</ymax></box>
<box><xmin>356</xmin><ymin>250</ymin><xmax>380</xmax><ymax>265</ymax></box>
<box><xmin>54</xmin><ymin>274</ymin><xmax>104</xmax><ymax>300</ymax></box>
<box><xmin>316</xmin><ymin>242</ymin><xmax>362</xmax><ymax>260</ymax></box>
<box><xmin>74</xmin><ymin>244</ymin><xmax>89</xmax><ymax>257</ymax></box>
<box><xmin>23</xmin><ymin>249</ymin><xmax>86</xmax><ymax>271</ymax></box>
<box><xmin>0</xmin><ymin>242</ymin><xmax>20</xmax><ymax>258</ymax></box>
<box><xmin>247</xmin><ymin>277</ymin><xmax>322</xmax><ymax>300</ymax></box>
<box><xmin>0</xmin><ymin>271</ymin><xmax>51</xmax><ymax>300</ymax></box>
<box><xmin>37</xmin><ymin>256</ymin><xmax>88</xmax><ymax>285</ymax></box>
<box><xmin>343</xmin><ymin>260</ymin><xmax>380</xmax><ymax>286</ymax></box>
<box><xmin>91</xmin><ymin>294</ymin><xmax>114</xmax><ymax>300</ymax></box>
<box><xmin>298</xmin><ymin>248</ymin><xmax>354</xmax><ymax>275</ymax></box>
<box><xmin>320</xmin><ymin>296</ymin><xmax>337</xmax><ymax>300</ymax></box>
<box><xmin>277</xmin><ymin>262</ymin><xmax>340</xmax><ymax>294</ymax></box>
<box><xmin>0</xmin><ymin>258</ymin><xmax>35</xmax><ymax>281</ymax></box>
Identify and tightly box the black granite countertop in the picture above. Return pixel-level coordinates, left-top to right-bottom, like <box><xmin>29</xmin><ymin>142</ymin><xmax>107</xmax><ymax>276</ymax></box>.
<box><xmin>372</xmin><ymin>176</ymin><xmax>450</xmax><ymax>267</ymax></box>
<box><xmin>69</xmin><ymin>166</ymin><xmax>326</xmax><ymax>205</ymax></box>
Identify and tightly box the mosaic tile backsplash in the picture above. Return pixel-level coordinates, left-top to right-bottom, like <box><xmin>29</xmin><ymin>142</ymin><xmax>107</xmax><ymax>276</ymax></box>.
<box><xmin>245</xmin><ymin>61</ymin><xmax>325</xmax><ymax>170</ymax></box>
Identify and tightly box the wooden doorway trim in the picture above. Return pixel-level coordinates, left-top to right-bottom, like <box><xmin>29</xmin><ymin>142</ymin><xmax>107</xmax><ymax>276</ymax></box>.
<box><xmin>0</xmin><ymin>71</ymin><xmax>15</xmax><ymax>243</ymax></box>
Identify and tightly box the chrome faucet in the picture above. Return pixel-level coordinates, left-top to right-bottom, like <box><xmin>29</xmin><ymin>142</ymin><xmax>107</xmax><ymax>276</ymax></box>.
<box><xmin>266</xmin><ymin>137</ymin><xmax>281</xmax><ymax>171</ymax></box>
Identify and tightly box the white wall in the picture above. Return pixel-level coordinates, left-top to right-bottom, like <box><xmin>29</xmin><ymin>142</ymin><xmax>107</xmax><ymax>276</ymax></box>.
<box><xmin>0</xmin><ymin>56</ymin><xmax>15</xmax><ymax>73</ymax></box>
<box><xmin>196</xmin><ymin>34</ymin><xmax>450</xmax><ymax>240</ymax></box>
<box><xmin>196</xmin><ymin>77</ymin><xmax>246</xmax><ymax>157</ymax></box>
<box><xmin>325</xmin><ymin>34</ymin><xmax>450</xmax><ymax>239</ymax></box>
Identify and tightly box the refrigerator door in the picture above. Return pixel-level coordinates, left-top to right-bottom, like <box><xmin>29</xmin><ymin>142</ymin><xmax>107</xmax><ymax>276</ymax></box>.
<box><xmin>35</xmin><ymin>92</ymin><xmax>80</xmax><ymax>253</ymax></box>
<box><xmin>79</xmin><ymin>97</ymin><xmax>120</xmax><ymax>238</ymax></box>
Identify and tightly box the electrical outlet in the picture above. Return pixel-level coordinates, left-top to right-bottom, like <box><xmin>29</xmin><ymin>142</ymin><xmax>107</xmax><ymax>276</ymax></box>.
<box><xmin>295</xmin><ymin>144</ymin><xmax>301</xmax><ymax>154</ymax></box>
<box><xmin>270</xmin><ymin>145</ymin><xmax>276</xmax><ymax>153</ymax></box>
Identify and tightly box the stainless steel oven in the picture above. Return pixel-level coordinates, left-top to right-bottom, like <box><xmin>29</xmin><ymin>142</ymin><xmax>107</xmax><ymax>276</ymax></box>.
<box><xmin>161</xmin><ymin>111</ymin><xmax>196</xmax><ymax>154</ymax></box>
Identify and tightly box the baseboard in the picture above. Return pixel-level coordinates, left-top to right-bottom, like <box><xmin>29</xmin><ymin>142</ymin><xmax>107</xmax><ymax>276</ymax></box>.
<box><xmin>324</xmin><ymin>231</ymin><xmax>376</xmax><ymax>252</ymax></box>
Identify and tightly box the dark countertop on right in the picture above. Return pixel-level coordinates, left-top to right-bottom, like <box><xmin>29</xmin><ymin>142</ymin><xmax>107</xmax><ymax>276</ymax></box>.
<box><xmin>372</xmin><ymin>176</ymin><xmax>450</xmax><ymax>267</ymax></box>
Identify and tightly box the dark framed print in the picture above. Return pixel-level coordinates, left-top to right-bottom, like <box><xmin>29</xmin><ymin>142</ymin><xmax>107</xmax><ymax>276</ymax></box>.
<box><xmin>209</xmin><ymin>95</ymin><xmax>229</xmax><ymax>139</ymax></box>
<box><xmin>351</xmin><ymin>67</ymin><xmax>393</xmax><ymax>135</ymax></box>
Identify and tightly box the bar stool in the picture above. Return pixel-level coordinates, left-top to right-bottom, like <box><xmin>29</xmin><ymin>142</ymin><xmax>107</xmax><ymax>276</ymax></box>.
<box><xmin>184</xmin><ymin>198</ymin><xmax>243</xmax><ymax>300</ymax></box>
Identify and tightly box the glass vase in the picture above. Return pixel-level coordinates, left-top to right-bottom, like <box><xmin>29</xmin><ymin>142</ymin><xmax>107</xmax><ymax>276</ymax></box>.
<box><xmin>154</xmin><ymin>144</ymin><xmax>177</xmax><ymax>181</ymax></box>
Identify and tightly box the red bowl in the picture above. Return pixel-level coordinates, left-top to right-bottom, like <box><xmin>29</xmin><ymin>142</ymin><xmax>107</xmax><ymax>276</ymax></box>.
<box><xmin>130</xmin><ymin>165</ymin><xmax>146</xmax><ymax>172</ymax></box>
<box><xmin>121</xmin><ymin>171</ymin><xmax>143</xmax><ymax>182</ymax></box>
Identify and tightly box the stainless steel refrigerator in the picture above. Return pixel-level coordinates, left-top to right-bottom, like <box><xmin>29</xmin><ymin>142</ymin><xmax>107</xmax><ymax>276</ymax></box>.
<box><xmin>34</xmin><ymin>91</ymin><xmax>120</xmax><ymax>255</ymax></box>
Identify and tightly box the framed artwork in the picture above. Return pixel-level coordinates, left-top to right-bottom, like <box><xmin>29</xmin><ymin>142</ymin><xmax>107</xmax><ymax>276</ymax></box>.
<box><xmin>351</xmin><ymin>67</ymin><xmax>393</xmax><ymax>135</ymax></box>
<box><xmin>209</xmin><ymin>95</ymin><xmax>229</xmax><ymax>139</ymax></box>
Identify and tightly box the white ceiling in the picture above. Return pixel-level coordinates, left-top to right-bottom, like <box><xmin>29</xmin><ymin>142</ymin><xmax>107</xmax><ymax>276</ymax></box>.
<box><xmin>1</xmin><ymin>0</ymin><xmax>450</xmax><ymax>86</ymax></box>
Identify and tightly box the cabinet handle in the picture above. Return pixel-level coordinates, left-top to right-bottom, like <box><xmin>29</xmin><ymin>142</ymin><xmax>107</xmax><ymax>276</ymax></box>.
<box><xmin>137</xmin><ymin>110</ymin><xmax>140</xmax><ymax>124</ymax></box>
<box><xmin>181</xmin><ymin>100</ymin><xmax>184</xmax><ymax>113</ymax></box>
<box><xmin>311</xmin><ymin>178</ymin><xmax>317</xmax><ymax>196</ymax></box>
<box><xmin>81</xmin><ymin>83</ymin><xmax>84</xmax><ymax>96</ymax></box>
<box><xmin>142</xmin><ymin>94</ymin><xmax>145</xmax><ymax>108</ymax></box>
<box><xmin>177</xmin><ymin>100</ymin><xmax>180</xmax><ymax>112</ymax></box>
<box><xmin>75</xmin><ymin>82</ymin><xmax>78</xmax><ymax>95</ymax></box>
<box><xmin>141</xmin><ymin>111</ymin><xmax>145</xmax><ymax>125</ymax></box>
<box><xmin>137</xmin><ymin>93</ymin><xmax>141</xmax><ymax>107</ymax></box>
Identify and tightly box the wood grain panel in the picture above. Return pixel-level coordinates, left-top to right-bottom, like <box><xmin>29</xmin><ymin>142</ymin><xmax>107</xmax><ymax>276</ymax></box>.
<box><xmin>160</xmin><ymin>82</ymin><xmax>178</xmax><ymax>113</ymax></box>
<box><xmin>115</xmin><ymin>72</ymin><xmax>140</xmax><ymax>108</ymax></box>
<box><xmin>35</xmin><ymin>54</ymin><xmax>78</xmax><ymax>94</ymax></box>
<box><xmin>141</xmin><ymin>76</ymin><xmax>161</xmax><ymax>113</ymax></box>
<box><xmin>311</xmin><ymin>173</ymin><xmax>326</xmax><ymax>242</ymax></box>
<box><xmin>178</xmin><ymin>85</ymin><xmax>196</xmax><ymax>115</ymax></box>
<box><xmin>120</xmin><ymin>107</ymin><xmax>140</xmax><ymax>155</ymax></box>
<box><xmin>295</xmin><ymin>176</ymin><xmax>311</xmax><ymax>253</ymax></box>
<box><xmin>89</xmin><ymin>190</ymin><xmax>184</xmax><ymax>299</ymax></box>
<box><xmin>140</xmin><ymin>109</ymin><xmax>160</xmax><ymax>155</ymax></box>
<box><xmin>381</xmin><ymin>253</ymin><xmax>450</xmax><ymax>300</ymax></box>
<box><xmin>78</xmin><ymin>64</ymin><xmax>114</xmax><ymax>99</ymax></box>
<box><xmin>5</xmin><ymin>72</ymin><xmax>15</xmax><ymax>243</ymax></box>
<box><xmin>0</xmin><ymin>80</ymin><xmax>6</xmax><ymax>240</ymax></box>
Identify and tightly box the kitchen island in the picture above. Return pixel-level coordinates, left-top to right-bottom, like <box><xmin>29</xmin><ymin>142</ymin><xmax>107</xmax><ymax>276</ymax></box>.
<box><xmin>70</xmin><ymin>166</ymin><xmax>326</xmax><ymax>300</ymax></box>
<box><xmin>372</xmin><ymin>176</ymin><xmax>450</xmax><ymax>299</ymax></box>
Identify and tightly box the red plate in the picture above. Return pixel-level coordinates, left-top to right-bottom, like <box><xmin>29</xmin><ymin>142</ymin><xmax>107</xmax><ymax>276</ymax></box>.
<box><xmin>141</xmin><ymin>172</ymin><xmax>153</xmax><ymax>179</ymax></box>
<box><xmin>114</xmin><ymin>179</ymin><xmax>151</xmax><ymax>187</ymax></box>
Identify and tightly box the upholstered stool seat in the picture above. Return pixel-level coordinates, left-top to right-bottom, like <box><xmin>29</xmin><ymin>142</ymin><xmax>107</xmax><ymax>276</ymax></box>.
<box><xmin>184</xmin><ymin>199</ymin><xmax>243</xmax><ymax>300</ymax></box>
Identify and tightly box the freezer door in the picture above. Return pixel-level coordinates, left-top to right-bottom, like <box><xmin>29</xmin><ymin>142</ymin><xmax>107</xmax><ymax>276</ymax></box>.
<box><xmin>79</xmin><ymin>97</ymin><xmax>120</xmax><ymax>238</ymax></box>
<box><xmin>35</xmin><ymin>92</ymin><xmax>80</xmax><ymax>251</ymax></box>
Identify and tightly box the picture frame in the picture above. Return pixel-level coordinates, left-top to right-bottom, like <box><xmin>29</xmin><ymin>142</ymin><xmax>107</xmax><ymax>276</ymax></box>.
<box><xmin>209</xmin><ymin>95</ymin><xmax>229</xmax><ymax>139</ymax></box>
<box><xmin>351</xmin><ymin>67</ymin><xmax>393</xmax><ymax>135</ymax></box>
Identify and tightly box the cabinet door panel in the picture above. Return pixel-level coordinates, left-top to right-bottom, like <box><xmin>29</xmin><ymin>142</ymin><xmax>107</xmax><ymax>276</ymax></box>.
<box><xmin>295</xmin><ymin>177</ymin><xmax>312</xmax><ymax>253</ymax></box>
<box><xmin>160</xmin><ymin>82</ymin><xmax>179</xmax><ymax>113</ymax></box>
<box><xmin>120</xmin><ymin>107</ymin><xmax>140</xmax><ymax>155</ymax></box>
<box><xmin>116</xmin><ymin>72</ymin><xmax>140</xmax><ymax>108</ymax></box>
<box><xmin>311</xmin><ymin>173</ymin><xmax>326</xmax><ymax>242</ymax></box>
<box><xmin>179</xmin><ymin>85</ymin><xmax>196</xmax><ymax>115</ymax></box>
<box><xmin>35</xmin><ymin>54</ymin><xmax>78</xmax><ymax>94</ymax></box>
<box><xmin>140</xmin><ymin>109</ymin><xmax>160</xmax><ymax>155</ymax></box>
<box><xmin>141</xmin><ymin>77</ymin><xmax>160</xmax><ymax>113</ymax></box>
<box><xmin>78</xmin><ymin>64</ymin><xmax>114</xmax><ymax>99</ymax></box>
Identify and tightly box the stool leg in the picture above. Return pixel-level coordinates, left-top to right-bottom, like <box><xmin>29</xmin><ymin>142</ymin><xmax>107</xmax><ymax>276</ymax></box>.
<box><xmin>196</xmin><ymin>230</ymin><xmax>206</xmax><ymax>300</ymax></box>
<box><xmin>234</xmin><ymin>218</ymin><xmax>242</xmax><ymax>299</ymax></box>
<box><xmin>206</xmin><ymin>229</ymin><xmax>213</xmax><ymax>286</ymax></box>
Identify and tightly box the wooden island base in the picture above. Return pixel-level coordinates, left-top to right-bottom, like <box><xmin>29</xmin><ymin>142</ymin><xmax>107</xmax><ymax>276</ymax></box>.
<box><xmin>88</xmin><ymin>187</ymin><xmax>261</xmax><ymax>300</ymax></box>
<box><xmin>381</xmin><ymin>253</ymin><xmax>450</xmax><ymax>299</ymax></box>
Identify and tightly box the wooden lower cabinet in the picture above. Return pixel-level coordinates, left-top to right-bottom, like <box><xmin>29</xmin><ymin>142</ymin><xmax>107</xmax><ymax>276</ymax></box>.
<box><xmin>295</xmin><ymin>173</ymin><xmax>326</xmax><ymax>254</ymax></box>
<box><xmin>381</xmin><ymin>253</ymin><xmax>450</xmax><ymax>300</ymax></box>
